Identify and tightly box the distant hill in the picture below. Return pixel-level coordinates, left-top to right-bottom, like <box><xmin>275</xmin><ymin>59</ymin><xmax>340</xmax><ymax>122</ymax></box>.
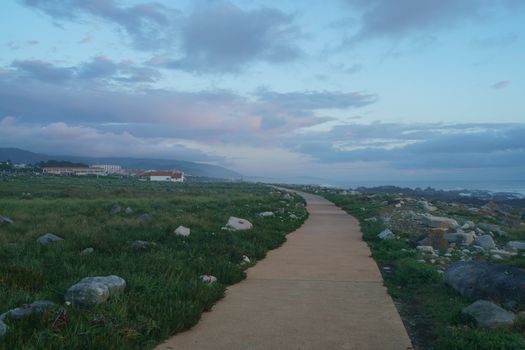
<box><xmin>0</xmin><ymin>148</ymin><xmax>242</xmax><ymax>179</ymax></box>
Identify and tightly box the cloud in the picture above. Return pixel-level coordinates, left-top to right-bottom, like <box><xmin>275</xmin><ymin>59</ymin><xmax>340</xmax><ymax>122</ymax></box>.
<box><xmin>20</xmin><ymin>0</ymin><xmax>181</xmax><ymax>50</ymax></box>
<box><xmin>290</xmin><ymin>122</ymin><xmax>525</xmax><ymax>170</ymax></box>
<box><xmin>21</xmin><ymin>0</ymin><xmax>303</xmax><ymax>73</ymax></box>
<box><xmin>168</xmin><ymin>2</ymin><xmax>303</xmax><ymax>73</ymax></box>
<box><xmin>10</xmin><ymin>57</ymin><xmax>161</xmax><ymax>84</ymax></box>
<box><xmin>344</xmin><ymin>0</ymin><xmax>523</xmax><ymax>43</ymax></box>
<box><xmin>0</xmin><ymin>116</ymin><xmax>221</xmax><ymax>162</ymax></box>
<box><xmin>11</xmin><ymin>59</ymin><xmax>75</xmax><ymax>83</ymax></box>
<box><xmin>491</xmin><ymin>80</ymin><xmax>511</xmax><ymax>89</ymax></box>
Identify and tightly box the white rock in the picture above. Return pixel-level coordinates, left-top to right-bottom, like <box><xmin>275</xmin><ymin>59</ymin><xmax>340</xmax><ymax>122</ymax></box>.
<box><xmin>417</xmin><ymin>245</ymin><xmax>434</xmax><ymax>253</ymax></box>
<box><xmin>226</xmin><ymin>217</ymin><xmax>253</xmax><ymax>231</ymax></box>
<box><xmin>37</xmin><ymin>233</ymin><xmax>64</xmax><ymax>245</ymax></box>
<box><xmin>377</xmin><ymin>229</ymin><xmax>395</xmax><ymax>240</ymax></box>
<box><xmin>200</xmin><ymin>275</ymin><xmax>218</xmax><ymax>284</ymax></box>
<box><xmin>175</xmin><ymin>225</ymin><xmax>191</xmax><ymax>237</ymax></box>
<box><xmin>258</xmin><ymin>211</ymin><xmax>275</xmax><ymax>217</ymax></box>
<box><xmin>242</xmin><ymin>255</ymin><xmax>251</xmax><ymax>263</ymax></box>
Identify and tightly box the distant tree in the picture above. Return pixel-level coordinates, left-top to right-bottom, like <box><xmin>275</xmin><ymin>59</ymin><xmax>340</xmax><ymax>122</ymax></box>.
<box><xmin>37</xmin><ymin>160</ymin><xmax>89</xmax><ymax>168</ymax></box>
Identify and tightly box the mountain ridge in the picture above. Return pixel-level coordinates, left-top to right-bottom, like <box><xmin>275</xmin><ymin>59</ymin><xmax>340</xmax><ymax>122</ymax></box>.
<box><xmin>0</xmin><ymin>147</ymin><xmax>242</xmax><ymax>179</ymax></box>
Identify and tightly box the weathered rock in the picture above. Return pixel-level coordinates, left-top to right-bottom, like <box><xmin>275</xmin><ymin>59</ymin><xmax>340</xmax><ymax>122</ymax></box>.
<box><xmin>490</xmin><ymin>249</ymin><xmax>517</xmax><ymax>260</ymax></box>
<box><xmin>242</xmin><ymin>255</ymin><xmax>251</xmax><ymax>264</ymax></box>
<box><xmin>80</xmin><ymin>247</ymin><xmax>95</xmax><ymax>256</ymax></box>
<box><xmin>125</xmin><ymin>207</ymin><xmax>133</xmax><ymax>214</ymax></box>
<box><xmin>477</xmin><ymin>223</ymin><xmax>507</xmax><ymax>237</ymax></box>
<box><xmin>462</xmin><ymin>300</ymin><xmax>515</xmax><ymax>329</ymax></box>
<box><xmin>507</xmin><ymin>241</ymin><xmax>525</xmax><ymax>252</ymax></box>
<box><xmin>377</xmin><ymin>229</ymin><xmax>395</xmax><ymax>240</ymax></box>
<box><xmin>422</xmin><ymin>215</ymin><xmax>459</xmax><ymax>229</ymax></box>
<box><xmin>445</xmin><ymin>261</ymin><xmax>525</xmax><ymax>309</ymax></box>
<box><xmin>1</xmin><ymin>300</ymin><xmax>54</xmax><ymax>321</ymax></box>
<box><xmin>462</xmin><ymin>221</ymin><xmax>475</xmax><ymax>230</ymax></box>
<box><xmin>137</xmin><ymin>213</ymin><xmax>152</xmax><ymax>222</ymax></box>
<box><xmin>418</xmin><ymin>200</ymin><xmax>437</xmax><ymax>212</ymax></box>
<box><xmin>200</xmin><ymin>274</ymin><xmax>218</xmax><ymax>284</ymax></box>
<box><xmin>65</xmin><ymin>275</ymin><xmax>126</xmax><ymax>306</ymax></box>
<box><xmin>174</xmin><ymin>225</ymin><xmax>190</xmax><ymax>237</ymax></box>
<box><xmin>226</xmin><ymin>217</ymin><xmax>253</xmax><ymax>231</ymax></box>
<box><xmin>289</xmin><ymin>214</ymin><xmax>298</xmax><ymax>219</ymax></box>
<box><xmin>110</xmin><ymin>204</ymin><xmax>121</xmax><ymax>214</ymax></box>
<box><xmin>0</xmin><ymin>215</ymin><xmax>14</xmax><ymax>224</ymax></box>
<box><xmin>131</xmin><ymin>240</ymin><xmax>152</xmax><ymax>250</ymax></box>
<box><xmin>258</xmin><ymin>211</ymin><xmax>275</xmax><ymax>217</ymax></box>
<box><xmin>473</xmin><ymin>235</ymin><xmax>496</xmax><ymax>250</ymax></box>
<box><xmin>444</xmin><ymin>231</ymin><xmax>476</xmax><ymax>245</ymax></box>
<box><xmin>37</xmin><ymin>233</ymin><xmax>64</xmax><ymax>245</ymax></box>
<box><xmin>416</xmin><ymin>245</ymin><xmax>434</xmax><ymax>253</ymax></box>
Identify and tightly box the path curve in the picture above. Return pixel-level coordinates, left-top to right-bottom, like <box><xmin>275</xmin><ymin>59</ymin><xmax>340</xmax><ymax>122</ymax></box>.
<box><xmin>155</xmin><ymin>191</ymin><xmax>413</xmax><ymax>350</ymax></box>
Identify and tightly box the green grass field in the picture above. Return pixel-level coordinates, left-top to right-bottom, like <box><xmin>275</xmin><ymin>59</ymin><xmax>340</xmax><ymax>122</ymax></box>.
<box><xmin>0</xmin><ymin>176</ymin><xmax>307</xmax><ymax>349</ymax></box>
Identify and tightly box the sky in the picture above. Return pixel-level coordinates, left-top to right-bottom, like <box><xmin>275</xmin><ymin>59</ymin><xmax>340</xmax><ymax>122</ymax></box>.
<box><xmin>0</xmin><ymin>0</ymin><xmax>524</xmax><ymax>184</ymax></box>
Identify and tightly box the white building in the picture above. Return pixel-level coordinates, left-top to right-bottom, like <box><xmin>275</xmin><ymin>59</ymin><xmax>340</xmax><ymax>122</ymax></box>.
<box><xmin>91</xmin><ymin>164</ymin><xmax>123</xmax><ymax>174</ymax></box>
<box><xmin>141</xmin><ymin>171</ymin><xmax>184</xmax><ymax>182</ymax></box>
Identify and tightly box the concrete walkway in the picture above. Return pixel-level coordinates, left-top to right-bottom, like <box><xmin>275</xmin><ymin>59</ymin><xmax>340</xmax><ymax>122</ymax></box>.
<box><xmin>155</xmin><ymin>191</ymin><xmax>413</xmax><ymax>350</ymax></box>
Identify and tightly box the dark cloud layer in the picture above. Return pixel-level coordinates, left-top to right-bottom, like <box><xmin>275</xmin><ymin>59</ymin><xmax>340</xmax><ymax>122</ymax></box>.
<box><xmin>292</xmin><ymin>122</ymin><xmax>525</xmax><ymax>170</ymax></box>
<box><xmin>21</xmin><ymin>0</ymin><xmax>180</xmax><ymax>50</ymax></box>
<box><xmin>345</xmin><ymin>0</ymin><xmax>523</xmax><ymax>43</ymax></box>
<box><xmin>21</xmin><ymin>0</ymin><xmax>303</xmax><ymax>73</ymax></box>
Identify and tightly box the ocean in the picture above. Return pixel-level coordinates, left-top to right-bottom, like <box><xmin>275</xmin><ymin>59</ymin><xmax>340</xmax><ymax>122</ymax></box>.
<box><xmin>343</xmin><ymin>180</ymin><xmax>525</xmax><ymax>195</ymax></box>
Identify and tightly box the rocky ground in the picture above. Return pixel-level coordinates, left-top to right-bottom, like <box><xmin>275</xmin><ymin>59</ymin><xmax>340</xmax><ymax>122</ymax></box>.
<box><xmin>299</xmin><ymin>184</ymin><xmax>525</xmax><ymax>349</ymax></box>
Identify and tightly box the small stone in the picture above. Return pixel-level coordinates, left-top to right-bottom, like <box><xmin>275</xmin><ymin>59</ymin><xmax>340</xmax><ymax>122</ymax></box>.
<box><xmin>242</xmin><ymin>255</ymin><xmax>251</xmax><ymax>264</ymax></box>
<box><xmin>377</xmin><ymin>229</ymin><xmax>395</xmax><ymax>240</ymax></box>
<box><xmin>37</xmin><ymin>233</ymin><xmax>64</xmax><ymax>245</ymax></box>
<box><xmin>462</xmin><ymin>300</ymin><xmax>515</xmax><ymax>329</ymax></box>
<box><xmin>200</xmin><ymin>274</ymin><xmax>218</xmax><ymax>284</ymax></box>
<box><xmin>125</xmin><ymin>207</ymin><xmax>133</xmax><ymax>214</ymax></box>
<box><xmin>80</xmin><ymin>247</ymin><xmax>95</xmax><ymax>256</ymax></box>
<box><xmin>289</xmin><ymin>214</ymin><xmax>298</xmax><ymax>219</ymax></box>
<box><xmin>137</xmin><ymin>213</ymin><xmax>152</xmax><ymax>222</ymax></box>
<box><xmin>110</xmin><ymin>204</ymin><xmax>121</xmax><ymax>214</ymax></box>
<box><xmin>174</xmin><ymin>225</ymin><xmax>190</xmax><ymax>237</ymax></box>
<box><xmin>506</xmin><ymin>241</ymin><xmax>525</xmax><ymax>252</ymax></box>
<box><xmin>131</xmin><ymin>240</ymin><xmax>151</xmax><ymax>250</ymax></box>
<box><xmin>0</xmin><ymin>215</ymin><xmax>14</xmax><ymax>224</ymax></box>
<box><xmin>258</xmin><ymin>211</ymin><xmax>275</xmax><ymax>217</ymax></box>
<box><xmin>417</xmin><ymin>245</ymin><xmax>434</xmax><ymax>253</ymax></box>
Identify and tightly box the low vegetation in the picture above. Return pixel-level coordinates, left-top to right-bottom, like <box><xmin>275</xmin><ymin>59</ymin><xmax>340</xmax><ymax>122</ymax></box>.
<box><xmin>0</xmin><ymin>176</ymin><xmax>307</xmax><ymax>349</ymax></box>
<box><xmin>321</xmin><ymin>191</ymin><xmax>525</xmax><ymax>350</ymax></box>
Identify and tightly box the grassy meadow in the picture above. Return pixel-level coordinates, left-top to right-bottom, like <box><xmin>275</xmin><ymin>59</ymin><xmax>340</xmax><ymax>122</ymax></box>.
<box><xmin>0</xmin><ymin>176</ymin><xmax>307</xmax><ymax>349</ymax></box>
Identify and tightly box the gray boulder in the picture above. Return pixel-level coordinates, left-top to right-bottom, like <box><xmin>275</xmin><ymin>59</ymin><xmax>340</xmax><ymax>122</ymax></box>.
<box><xmin>462</xmin><ymin>300</ymin><xmax>515</xmax><ymax>329</ymax></box>
<box><xmin>377</xmin><ymin>229</ymin><xmax>395</xmax><ymax>240</ymax></box>
<box><xmin>0</xmin><ymin>320</ymin><xmax>6</xmax><ymax>337</ymax></box>
<box><xmin>445</xmin><ymin>261</ymin><xmax>525</xmax><ymax>309</ymax></box>
<box><xmin>137</xmin><ymin>213</ymin><xmax>152</xmax><ymax>222</ymax></box>
<box><xmin>1</xmin><ymin>300</ymin><xmax>54</xmax><ymax>321</ymax></box>
<box><xmin>422</xmin><ymin>214</ymin><xmax>459</xmax><ymax>229</ymax></box>
<box><xmin>0</xmin><ymin>215</ymin><xmax>13</xmax><ymax>224</ymax></box>
<box><xmin>473</xmin><ymin>235</ymin><xmax>496</xmax><ymax>250</ymax></box>
<box><xmin>226</xmin><ymin>217</ymin><xmax>253</xmax><ymax>231</ymax></box>
<box><xmin>444</xmin><ymin>232</ymin><xmax>476</xmax><ymax>245</ymax></box>
<box><xmin>258</xmin><ymin>211</ymin><xmax>275</xmax><ymax>218</ymax></box>
<box><xmin>37</xmin><ymin>233</ymin><xmax>64</xmax><ymax>245</ymax></box>
<box><xmin>477</xmin><ymin>223</ymin><xmax>506</xmax><ymax>235</ymax></box>
<box><xmin>65</xmin><ymin>275</ymin><xmax>126</xmax><ymax>306</ymax></box>
<box><xmin>506</xmin><ymin>241</ymin><xmax>525</xmax><ymax>252</ymax></box>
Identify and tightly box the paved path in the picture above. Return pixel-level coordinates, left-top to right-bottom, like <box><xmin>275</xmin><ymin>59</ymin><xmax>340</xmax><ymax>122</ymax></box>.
<box><xmin>155</xmin><ymin>191</ymin><xmax>413</xmax><ymax>350</ymax></box>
